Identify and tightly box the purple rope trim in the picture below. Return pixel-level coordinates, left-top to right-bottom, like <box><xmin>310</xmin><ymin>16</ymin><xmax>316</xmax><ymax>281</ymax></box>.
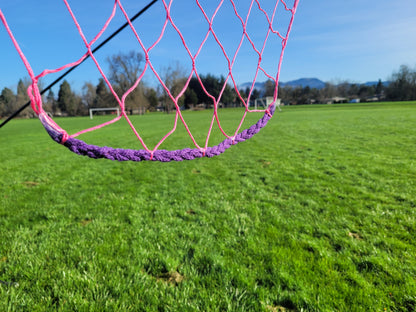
<box><xmin>41</xmin><ymin>105</ymin><xmax>275</xmax><ymax>162</ymax></box>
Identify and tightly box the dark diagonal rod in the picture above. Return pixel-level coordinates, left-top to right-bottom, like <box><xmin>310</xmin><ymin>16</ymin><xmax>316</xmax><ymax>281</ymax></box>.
<box><xmin>0</xmin><ymin>0</ymin><xmax>158</xmax><ymax>129</ymax></box>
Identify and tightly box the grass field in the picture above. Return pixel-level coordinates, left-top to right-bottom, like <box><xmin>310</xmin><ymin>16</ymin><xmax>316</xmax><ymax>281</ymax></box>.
<box><xmin>1</xmin><ymin>102</ymin><xmax>415</xmax><ymax>311</ymax></box>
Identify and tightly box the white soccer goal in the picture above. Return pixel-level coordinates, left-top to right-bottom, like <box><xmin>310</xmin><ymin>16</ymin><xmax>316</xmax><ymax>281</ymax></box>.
<box><xmin>253</xmin><ymin>97</ymin><xmax>282</xmax><ymax>111</ymax></box>
<box><xmin>89</xmin><ymin>107</ymin><xmax>120</xmax><ymax>119</ymax></box>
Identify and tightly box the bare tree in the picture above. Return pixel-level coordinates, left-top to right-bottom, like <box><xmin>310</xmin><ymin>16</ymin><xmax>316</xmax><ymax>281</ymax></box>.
<box><xmin>16</xmin><ymin>78</ymin><xmax>34</xmax><ymax>117</ymax></box>
<box><xmin>82</xmin><ymin>82</ymin><xmax>96</xmax><ymax>109</ymax></box>
<box><xmin>107</xmin><ymin>51</ymin><xmax>148</xmax><ymax>114</ymax></box>
<box><xmin>160</xmin><ymin>62</ymin><xmax>187</xmax><ymax>113</ymax></box>
<box><xmin>320</xmin><ymin>82</ymin><xmax>337</xmax><ymax>102</ymax></box>
<box><xmin>44</xmin><ymin>89</ymin><xmax>56</xmax><ymax>114</ymax></box>
<box><xmin>386</xmin><ymin>64</ymin><xmax>416</xmax><ymax>101</ymax></box>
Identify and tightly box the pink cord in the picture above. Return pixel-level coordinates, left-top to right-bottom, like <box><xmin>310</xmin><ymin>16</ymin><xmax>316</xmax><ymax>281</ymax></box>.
<box><xmin>0</xmin><ymin>0</ymin><xmax>300</xmax><ymax>159</ymax></box>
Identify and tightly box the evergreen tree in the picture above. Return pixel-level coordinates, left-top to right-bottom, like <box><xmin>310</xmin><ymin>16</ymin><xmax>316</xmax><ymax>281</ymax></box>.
<box><xmin>16</xmin><ymin>79</ymin><xmax>29</xmax><ymax>103</ymax></box>
<box><xmin>251</xmin><ymin>88</ymin><xmax>260</xmax><ymax>101</ymax></box>
<box><xmin>188</xmin><ymin>77</ymin><xmax>204</xmax><ymax>105</ymax></box>
<box><xmin>385</xmin><ymin>65</ymin><xmax>416</xmax><ymax>101</ymax></box>
<box><xmin>375</xmin><ymin>79</ymin><xmax>383</xmax><ymax>95</ymax></box>
<box><xmin>0</xmin><ymin>101</ymin><xmax>4</xmax><ymax>117</ymax></box>
<box><xmin>219</xmin><ymin>76</ymin><xmax>235</xmax><ymax>105</ymax></box>
<box><xmin>0</xmin><ymin>87</ymin><xmax>16</xmax><ymax>116</ymax></box>
<box><xmin>46</xmin><ymin>89</ymin><xmax>57</xmax><ymax>113</ymax></box>
<box><xmin>58</xmin><ymin>80</ymin><xmax>78</xmax><ymax>116</ymax></box>
<box><xmin>145</xmin><ymin>88</ymin><xmax>159</xmax><ymax>111</ymax></box>
<box><xmin>95</xmin><ymin>78</ymin><xmax>113</xmax><ymax>108</ymax></box>
<box><xmin>16</xmin><ymin>79</ymin><xmax>31</xmax><ymax>117</ymax></box>
<box><xmin>264</xmin><ymin>79</ymin><xmax>275</xmax><ymax>97</ymax></box>
<box><xmin>184</xmin><ymin>88</ymin><xmax>198</xmax><ymax>109</ymax></box>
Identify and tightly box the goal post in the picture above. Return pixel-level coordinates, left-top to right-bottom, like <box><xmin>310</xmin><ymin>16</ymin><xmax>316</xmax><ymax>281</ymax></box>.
<box><xmin>89</xmin><ymin>107</ymin><xmax>120</xmax><ymax>119</ymax></box>
<box><xmin>253</xmin><ymin>97</ymin><xmax>282</xmax><ymax>111</ymax></box>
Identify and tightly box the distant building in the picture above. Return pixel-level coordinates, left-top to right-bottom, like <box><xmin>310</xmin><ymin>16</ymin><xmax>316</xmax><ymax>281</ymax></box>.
<box><xmin>326</xmin><ymin>97</ymin><xmax>348</xmax><ymax>104</ymax></box>
<box><xmin>366</xmin><ymin>96</ymin><xmax>379</xmax><ymax>102</ymax></box>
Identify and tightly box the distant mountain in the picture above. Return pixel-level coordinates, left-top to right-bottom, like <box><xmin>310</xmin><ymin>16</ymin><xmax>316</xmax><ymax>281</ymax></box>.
<box><xmin>238</xmin><ymin>81</ymin><xmax>267</xmax><ymax>90</ymax></box>
<box><xmin>363</xmin><ymin>81</ymin><xmax>391</xmax><ymax>87</ymax></box>
<box><xmin>280</xmin><ymin>78</ymin><xmax>326</xmax><ymax>89</ymax></box>
<box><xmin>238</xmin><ymin>78</ymin><xmax>390</xmax><ymax>92</ymax></box>
<box><xmin>238</xmin><ymin>78</ymin><xmax>326</xmax><ymax>91</ymax></box>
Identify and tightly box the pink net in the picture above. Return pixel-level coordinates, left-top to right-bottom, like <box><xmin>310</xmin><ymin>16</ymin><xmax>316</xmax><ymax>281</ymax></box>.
<box><xmin>0</xmin><ymin>0</ymin><xmax>299</xmax><ymax>161</ymax></box>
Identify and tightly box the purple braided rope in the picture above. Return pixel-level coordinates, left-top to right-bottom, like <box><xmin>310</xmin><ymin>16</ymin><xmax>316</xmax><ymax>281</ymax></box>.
<box><xmin>41</xmin><ymin>105</ymin><xmax>275</xmax><ymax>162</ymax></box>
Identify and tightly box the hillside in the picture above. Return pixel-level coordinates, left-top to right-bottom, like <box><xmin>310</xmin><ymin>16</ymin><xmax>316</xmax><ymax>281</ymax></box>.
<box><xmin>238</xmin><ymin>78</ymin><xmax>389</xmax><ymax>92</ymax></box>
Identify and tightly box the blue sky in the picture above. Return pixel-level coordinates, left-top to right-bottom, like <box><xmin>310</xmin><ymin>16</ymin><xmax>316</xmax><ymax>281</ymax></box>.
<box><xmin>1</xmin><ymin>0</ymin><xmax>416</xmax><ymax>94</ymax></box>
<box><xmin>285</xmin><ymin>0</ymin><xmax>416</xmax><ymax>84</ymax></box>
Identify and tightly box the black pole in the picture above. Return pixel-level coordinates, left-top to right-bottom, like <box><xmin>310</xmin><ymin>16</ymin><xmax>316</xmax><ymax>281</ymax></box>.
<box><xmin>0</xmin><ymin>0</ymin><xmax>158</xmax><ymax>129</ymax></box>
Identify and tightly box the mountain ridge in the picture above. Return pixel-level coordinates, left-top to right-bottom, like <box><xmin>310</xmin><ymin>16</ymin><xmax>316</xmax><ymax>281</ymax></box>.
<box><xmin>239</xmin><ymin>78</ymin><xmax>390</xmax><ymax>91</ymax></box>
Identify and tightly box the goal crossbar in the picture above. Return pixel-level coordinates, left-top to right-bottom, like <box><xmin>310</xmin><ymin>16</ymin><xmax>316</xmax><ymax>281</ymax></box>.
<box><xmin>89</xmin><ymin>107</ymin><xmax>120</xmax><ymax>119</ymax></box>
<box><xmin>253</xmin><ymin>97</ymin><xmax>281</xmax><ymax>110</ymax></box>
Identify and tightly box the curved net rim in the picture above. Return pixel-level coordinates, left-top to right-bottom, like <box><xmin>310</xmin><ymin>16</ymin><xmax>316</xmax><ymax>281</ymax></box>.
<box><xmin>40</xmin><ymin>104</ymin><xmax>276</xmax><ymax>162</ymax></box>
<box><xmin>1</xmin><ymin>0</ymin><xmax>299</xmax><ymax>162</ymax></box>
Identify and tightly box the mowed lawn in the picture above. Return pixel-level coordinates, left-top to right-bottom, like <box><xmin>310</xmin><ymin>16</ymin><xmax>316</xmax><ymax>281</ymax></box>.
<box><xmin>0</xmin><ymin>102</ymin><xmax>415</xmax><ymax>311</ymax></box>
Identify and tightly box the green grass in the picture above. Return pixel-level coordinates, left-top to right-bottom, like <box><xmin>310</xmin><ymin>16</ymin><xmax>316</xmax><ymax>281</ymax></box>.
<box><xmin>1</xmin><ymin>102</ymin><xmax>415</xmax><ymax>311</ymax></box>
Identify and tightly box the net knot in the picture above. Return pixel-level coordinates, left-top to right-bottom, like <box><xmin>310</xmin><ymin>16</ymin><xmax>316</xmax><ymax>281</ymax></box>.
<box><xmin>61</xmin><ymin>132</ymin><xmax>69</xmax><ymax>144</ymax></box>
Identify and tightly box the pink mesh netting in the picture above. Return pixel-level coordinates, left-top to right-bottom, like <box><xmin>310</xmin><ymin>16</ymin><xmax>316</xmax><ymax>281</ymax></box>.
<box><xmin>0</xmin><ymin>0</ymin><xmax>299</xmax><ymax>161</ymax></box>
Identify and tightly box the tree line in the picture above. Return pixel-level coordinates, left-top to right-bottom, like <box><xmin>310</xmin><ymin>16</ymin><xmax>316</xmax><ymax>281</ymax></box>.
<box><xmin>1</xmin><ymin>52</ymin><xmax>415</xmax><ymax>118</ymax></box>
<box><xmin>278</xmin><ymin>64</ymin><xmax>416</xmax><ymax>105</ymax></box>
<box><xmin>0</xmin><ymin>51</ymin><xmax>250</xmax><ymax>118</ymax></box>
